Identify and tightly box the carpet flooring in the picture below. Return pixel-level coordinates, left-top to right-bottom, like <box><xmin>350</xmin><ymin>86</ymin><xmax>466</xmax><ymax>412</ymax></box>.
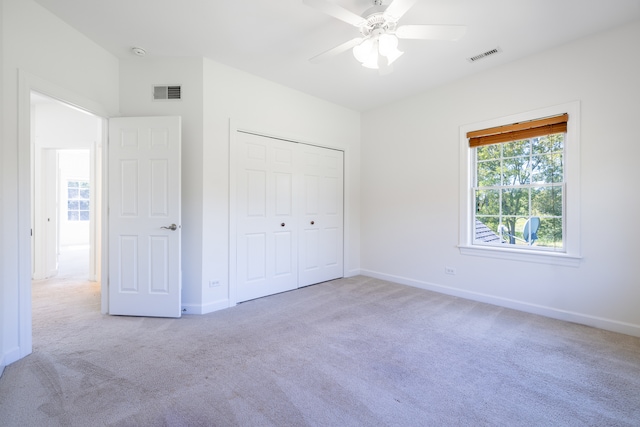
<box><xmin>1</xmin><ymin>275</ymin><xmax>639</xmax><ymax>426</ymax></box>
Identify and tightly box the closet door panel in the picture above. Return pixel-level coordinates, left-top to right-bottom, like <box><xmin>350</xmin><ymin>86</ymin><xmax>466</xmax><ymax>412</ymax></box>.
<box><xmin>298</xmin><ymin>144</ymin><xmax>344</xmax><ymax>287</ymax></box>
<box><xmin>236</xmin><ymin>133</ymin><xmax>297</xmax><ymax>302</ymax></box>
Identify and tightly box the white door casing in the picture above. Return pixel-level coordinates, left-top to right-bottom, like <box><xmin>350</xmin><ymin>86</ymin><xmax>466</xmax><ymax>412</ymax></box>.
<box><xmin>108</xmin><ymin>116</ymin><xmax>182</xmax><ymax>318</ymax></box>
<box><xmin>236</xmin><ymin>132</ymin><xmax>298</xmax><ymax>302</ymax></box>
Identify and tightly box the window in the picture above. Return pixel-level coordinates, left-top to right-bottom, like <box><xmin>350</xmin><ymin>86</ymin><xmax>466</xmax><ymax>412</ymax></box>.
<box><xmin>473</xmin><ymin>115</ymin><xmax>566</xmax><ymax>250</ymax></box>
<box><xmin>459</xmin><ymin>103</ymin><xmax>581</xmax><ymax>266</ymax></box>
<box><xmin>67</xmin><ymin>180</ymin><xmax>90</xmax><ymax>221</ymax></box>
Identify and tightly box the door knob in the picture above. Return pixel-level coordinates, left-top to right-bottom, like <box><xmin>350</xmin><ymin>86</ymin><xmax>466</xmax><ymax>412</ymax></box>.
<box><xmin>281</xmin><ymin>223</ymin><xmax>285</xmax><ymax>227</ymax></box>
<box><xmin>161</xmin><ymin>224</ymin><xmax>178</xmax><ymax>231</ymax></box>
<box><xmin>311</xmin><ymin>221</ymin><xmax>315</xmax><ymax>225</ymax></box>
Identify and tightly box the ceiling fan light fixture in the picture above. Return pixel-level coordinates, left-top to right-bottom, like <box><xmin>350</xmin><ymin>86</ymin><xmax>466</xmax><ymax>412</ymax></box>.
<box><xmin>353</xmin><ymin>38</ymin><xmax>375</xmax><ymax>63</ymax></box>
<box><xmin>378</xmin><ymin>33</ymin><xmax>397</xmax><ymax>55</ymax></box>
<box><xmin>379</xmin><ymin>34</ymin><xmax>403</xmax><ymax>64</ymax></box>
<box><xmin>361</xmin><ymin>54</ymin><xmax>379</xmax><ymax>69</ymax></box>
<box><xmin>353</xmin><ymin>34</ymin><xmax>402</xmax><ymax>69</ymax></box>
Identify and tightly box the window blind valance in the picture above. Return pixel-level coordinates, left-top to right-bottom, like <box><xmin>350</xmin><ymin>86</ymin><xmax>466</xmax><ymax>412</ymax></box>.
<box><xmin>467</xmin><ymin>113</ymin><xmax>568</xmax><ymax>147</ymax></box>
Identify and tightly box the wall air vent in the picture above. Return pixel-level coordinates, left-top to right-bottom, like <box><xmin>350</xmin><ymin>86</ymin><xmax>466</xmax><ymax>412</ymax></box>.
<box><xmin>153</xmin><ymin>85</ymin><xmax>182</xmax><ymax>101</ymax></box>
<box><xmin>467</xmin><ymin>47</ymin><xmax>502</xmax><ymax>63</ymax></box>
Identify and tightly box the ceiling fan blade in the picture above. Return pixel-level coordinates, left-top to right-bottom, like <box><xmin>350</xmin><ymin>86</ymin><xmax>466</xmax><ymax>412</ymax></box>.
<box><xmin>303</xmin><ymin>0</ymin><xmax>367</xmax><ymax>27</ymax></box>
<box><xmin>396</xmin><ymin>25</ymin><xmax>467</xmax><ymax>41</ymax></box>
<box><xmin>383</xmin><ymin>0</ymin><xmax>418</xmax><ymax>21</ymax></box>
<box><xmin>310</xmin><ymin>37</ymin><xmax>364</xmax><ymax>63</ymax></box>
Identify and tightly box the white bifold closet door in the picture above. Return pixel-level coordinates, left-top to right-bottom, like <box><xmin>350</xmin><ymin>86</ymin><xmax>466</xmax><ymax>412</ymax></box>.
<box><xmin>236</xmin><ymin>131</ymin><xmax>344</xmax><ymax>303</ymax></box>
<box><xmin>297</xmin><ymin>143</ymin><xmax>344</xmax><ymax>287</ymax></box>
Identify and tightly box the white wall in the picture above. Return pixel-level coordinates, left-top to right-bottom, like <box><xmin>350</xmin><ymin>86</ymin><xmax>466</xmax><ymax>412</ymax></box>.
<box><xmin>360</xmin><ymin>20</ymin><xmax>640</xmax><ymax>336</ymax></box>
<box><xmin>34</xmin><ymin>101</ymin><xmax>101</xmax><ymax>149</ymax></box>
<box><xmin>1</xmin><ymin>0</ymin><xmax>119</xmax><ymax>370</ymax></box>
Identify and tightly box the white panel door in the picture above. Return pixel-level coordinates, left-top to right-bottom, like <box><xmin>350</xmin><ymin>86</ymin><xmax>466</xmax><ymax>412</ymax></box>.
<box><xmin>236</xmin><ymin>132</ymin><xmax>297</xmax><ymax>302</ymax></box>
<box><xmin>108</xmin><ymin>116</ymin><xmax>181</xmax><ymax>317</ymax></box>
<box><xmin>298</xmin><ymin>144</ymin><xmax>344</xmax><ymax>287</ymax></box>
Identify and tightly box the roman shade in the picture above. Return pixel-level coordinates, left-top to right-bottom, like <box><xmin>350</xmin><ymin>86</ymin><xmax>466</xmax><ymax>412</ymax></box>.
<box><xmin>467</xmin><ymin>113</ymin><xmax>568</xmax><ymax>147</ymax></box>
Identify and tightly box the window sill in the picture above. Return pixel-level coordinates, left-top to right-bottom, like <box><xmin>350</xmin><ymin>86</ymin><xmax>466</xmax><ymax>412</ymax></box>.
<box><xmin>458</xmin><ymin>245</ymin><xmax>582</xmax><ymax>267</ymax></box>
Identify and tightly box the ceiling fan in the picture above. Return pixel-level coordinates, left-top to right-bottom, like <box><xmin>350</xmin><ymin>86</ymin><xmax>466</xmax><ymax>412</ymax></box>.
<box><xmin>304</xmin><ymin>0</ymin><xmax>466</xmax><ymax>74</ymax></box>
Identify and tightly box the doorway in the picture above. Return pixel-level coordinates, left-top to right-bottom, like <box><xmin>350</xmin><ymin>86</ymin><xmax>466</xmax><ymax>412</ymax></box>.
<box><xmin>57</xmin><ymin>149</ymin><xmax>91</xmax><ymax>279</ymax></box>
<box><xmin>31</xmin><ymin>92</ymin><xmax>102</xmax><ymax>284</ymax></box>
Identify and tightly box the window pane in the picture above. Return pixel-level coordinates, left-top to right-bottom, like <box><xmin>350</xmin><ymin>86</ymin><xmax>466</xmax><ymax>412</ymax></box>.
<box><xmin>476</xmin><ymin>144</ymin><xmax>500</xmax><ymax>160</ymax></box>
<box><xmin>68</xmin><ymin>181</ymin><xmax>79</xmax><ymax>188</ymax></box>
<box><xmin>537</xmin><ymin>217</ymin><xmax>563</xmax><ymax>249</ymax></box>
<box><xmin>532</xmin><ymin>186</ymin><xmax>563</xmax><ymax>217</ymax></box>
<box><xmin>79</xmin><ymin>200</ymin><xmax>90</xmax><ymax>210</ymax></box>
<box><xmin>68</xmin><ymin>211</ymin><xmax>79</xmax><ymax>221</ymax></box>
<box><xmin>502</xmin><ymin>139</ymin><xmax>530</xmax><ymax>158</ymax></box>
<box><xmin>477</xmin><ymin>160</ymin><xmax>501</xmax><ymax>186</ymax></box>
<box><xmin>502</xmin><ymin>156</ymin><xmax>530</xmax><ymax>186</ymax></box>
<box><xmin>68</xmin><ymin>188</ymin><xmax>79</xmax><ymax>199</ymax></box>
<box><xmin>475</xmin><ymin>189</ymin><xmax>499</xmax><ymax>215</ymax></box>
<box><xmin>532</xmin><ymin>153</ymin><xmax>563</xmax><ymax>184</ymax></box>
<box><xmin>475</xmin><ymin>217</ymin><xmax>503</xmax><ymax>244</ymax></box>
<box><xmin>80</xmin><ymin>188</ymin><xmax>90</xmax><ymax>199</ymax></box>
<box><xmin>68</xmin><ymin>200</ymin><xmax>79</xmax><ymax>210</ymax></box>
<box><xmin>79</xmin><ymin>181</ymin><xmax>90</xmax><ymax>189</ymax></box>
<box><xmin>499</xmin><ymin>216</ymin><xmax>519</xmax><ymax>245</ymax></box>
<box><xmin>80</xmin><ymin>211</ymin><xmax>90</xmax><ymax>221</ymax></box>
<box><xmin>532</xmin><ymin>133</ymin><xmax>563</xmax><ymax>154</ymax></box>
<box><xmin>501</xmin><ymin>188</ymin><xmax>529</xmax><ymax>216</ymax></box>
<box><xmin>477</xmin><ymin>216</ymin><xmax>500</xmax><ymax>232</ymax></box>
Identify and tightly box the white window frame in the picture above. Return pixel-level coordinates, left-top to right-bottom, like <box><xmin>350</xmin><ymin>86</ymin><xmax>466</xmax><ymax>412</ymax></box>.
<box><xmin>458</xmin><ymin>102</ymin><xmax>582</xmax><ymax>266</ymax></box>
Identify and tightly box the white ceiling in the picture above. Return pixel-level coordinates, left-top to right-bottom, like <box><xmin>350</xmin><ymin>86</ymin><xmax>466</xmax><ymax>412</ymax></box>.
<box><xmin>33</xmin><ymin>0</ymin><xmax>640</xmax><ymax>111</ymax></box>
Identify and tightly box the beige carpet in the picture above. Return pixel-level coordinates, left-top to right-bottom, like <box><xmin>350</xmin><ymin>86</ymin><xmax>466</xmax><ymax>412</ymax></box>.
<box><xmin>1</xmin><ymin>275</ymin><xmax>640</xmax><ymax>426</ymax></box>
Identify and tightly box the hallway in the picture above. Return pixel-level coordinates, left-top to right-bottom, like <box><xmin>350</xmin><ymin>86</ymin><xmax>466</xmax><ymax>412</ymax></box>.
<box><xmin>55</xmin><ymin>245</ymin><xmax>90</xmax><ymax>280</ymax></box>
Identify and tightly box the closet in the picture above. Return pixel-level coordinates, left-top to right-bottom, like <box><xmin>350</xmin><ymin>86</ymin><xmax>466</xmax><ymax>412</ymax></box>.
<box><xmin>234</xmin><ymin>131</ymin><xmax>344</xmax><ymax>303</ymax></box>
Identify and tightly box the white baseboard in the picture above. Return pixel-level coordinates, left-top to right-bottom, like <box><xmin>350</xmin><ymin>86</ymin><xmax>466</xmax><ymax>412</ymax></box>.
<box><xmin>360</xmin><ymin>269</ymin><xmax>640</xmax><ymax>338</ymax></box>
<box><xmin>1</xmin><ymin>346</ymin><xmax>23</xmax><ymax>373</ymax></box>
<box><xmin>181</xmin><ymin>299</ymin><xmax>230</xmax><ymax>315</ymax></box>
<box><xmin>345</xmin><ymin>269</ymin><xmax>362</xmax><ymax>278</ymax></box>
<box><xmin>201</xmin><ymin>299</ymin><xmax>231</xmax><ymax>315</ymax></box>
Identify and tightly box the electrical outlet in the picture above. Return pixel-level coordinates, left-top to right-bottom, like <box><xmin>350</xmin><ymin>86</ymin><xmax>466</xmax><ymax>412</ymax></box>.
<box><xmin>209</xmin><ymin>280</ymin><xmax>220</xmax><ymax>288</ymax></box>
<box><xmin>445</xmin><ymin>267</ymin><xmax>456</xmax><ymax>275</ymax></box>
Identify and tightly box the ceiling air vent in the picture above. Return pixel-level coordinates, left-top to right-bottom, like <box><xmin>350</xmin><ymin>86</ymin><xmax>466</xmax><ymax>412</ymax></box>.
<box><xmin>153</xmin><ymin>85</ymin><xmax>181</xmax><ymax>101</ymax></box>
<box><xmin>467</xmin><ymin>47</ymin><xmax>502</xmax><ymax>63</ymax></box>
